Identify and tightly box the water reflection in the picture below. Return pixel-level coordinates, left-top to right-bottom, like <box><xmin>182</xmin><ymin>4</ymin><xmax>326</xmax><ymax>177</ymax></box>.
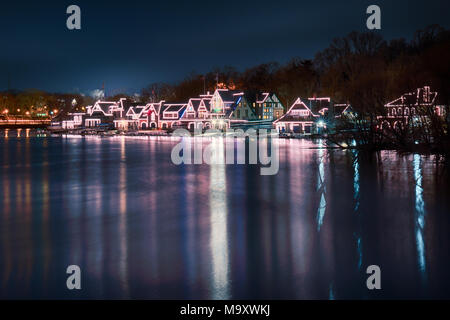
<box><xmin>316</xmin><ymin>140</ymin><xmax>327</xmax><ymax>231</ymax></box>
<box><xmin>0</xmin><ymin>134</ymin><xmax>449</xmax><ymax>299</ymax></box>
<box><xmin>414</xmin><ymin>154</ymin><xmax>427</xmax><ymax>281</ymax></box>
<box><xmin>118</xmin><ymin>137</ymin><xmax>129</xmax><ymax>296</ymax></box>
<box><xmin>209</xmin><ymin>137</ymin><xmax>230</xmax><ymax>299</ymax></box>
<box><xmin>352</xmin><ymin>150</ymin><xmax>362</xmax><ymax>270</ymax></box>
<box><xmin>1</xmin><ymin>137</ymin><xmax>11</xmax><ymax>293</ymax></box>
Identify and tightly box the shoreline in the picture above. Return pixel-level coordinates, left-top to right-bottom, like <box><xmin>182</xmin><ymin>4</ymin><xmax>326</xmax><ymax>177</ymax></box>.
<box><xmin>1</xmin><ymin>128</ymin><xmax>448</xmax><ymax>158</ymax></box>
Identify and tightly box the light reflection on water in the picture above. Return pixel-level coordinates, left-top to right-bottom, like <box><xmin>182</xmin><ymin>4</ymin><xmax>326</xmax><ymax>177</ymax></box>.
<box><xmin>0</xmin><ymin>131</ymin><xmax>450</xmax><ymax>299</ymax></box>
<box><xmin>316</xmin><ymin>140</ymin><xmax>327</xmax><ymax>231</ymax></box>
<box><xmin>352</xmin><ymin>150</ymin><xmax>362</xmax><ymax>270</ymax></box>
<box><xmin>414</xmin><ymin>154</ymin><xmax>426</xmax><ymax>281</ymax></box>
<box><xmin>209</xmin><ymin>137</ymin><xmax>230</xmax><ymax>299</ymax></box>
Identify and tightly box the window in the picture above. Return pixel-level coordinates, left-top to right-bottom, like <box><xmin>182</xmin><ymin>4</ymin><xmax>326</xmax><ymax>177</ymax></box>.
<box><xmin>291</xmin><ymin>110</ymin><xmax>309</xmax><ymax>117</ymax></box>
<box><xmin>164</xmin><ymin>112</ymin><xmax>178</xmax><ymax>119</ymax></box>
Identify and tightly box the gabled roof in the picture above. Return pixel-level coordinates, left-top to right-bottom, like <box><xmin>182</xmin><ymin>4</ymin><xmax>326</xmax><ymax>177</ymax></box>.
<box><xmin>269</xmin><ymin>92</ymin><xmax>283</xmax><ymax>105</ymax></box>
<box><xmin>187</xmin><ymin>98</ymin><xmax>202</xmax><ymax>112</ymax></box>
<box><xmin>134</xmin><ymin>105</ymin><xmax>146</xmax><ymax>115</ymax></box>
<box><xmin>119</xmin><ymin>99</ymin><xmax>143</xmax><ymax>118</ymax></box>
<box><xmin>200</xmin><ymin>98</ymin><xmax>211</xmax><ymax>109</ymax></box>
<box><xmin>91</xmin><ymin>101</ymin><xmax>118</xmax><ymax>115</ymax></box>
<box><xmin>126</xmin><ymin>107</ymin><xmax>137</xmax><ymax>116</ymax></box>
<box><xmin>216</xmin><ymin>89</ymin><xmax>242</xmax><ymax>103</ymax></box>
<box><xmin>274</xmin><ymin>98</ymin><xmax>319</xmax><ymax>123</ymax></box>
<box><xmin>145</xmin><ymin>101</ymin><xmax>164</xmax><ymax>115</ymax></box>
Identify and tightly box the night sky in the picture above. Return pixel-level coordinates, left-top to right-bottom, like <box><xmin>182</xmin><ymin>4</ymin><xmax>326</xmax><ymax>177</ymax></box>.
<box><xmin>1</xmin><ymin>0</ymin><xmax>449</xmax><ymax>95</ymax></box>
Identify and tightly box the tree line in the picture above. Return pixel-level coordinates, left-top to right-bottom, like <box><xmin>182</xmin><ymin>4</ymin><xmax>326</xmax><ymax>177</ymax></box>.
<box><xmin>141</xmin><ymin>25</ymin><xmax>450</xmax><ymax>110</ymax></box>
<box><xmin>1</xmin><ymin>24</ymin><xmax>449</xmax><ymax>125</ymax></box>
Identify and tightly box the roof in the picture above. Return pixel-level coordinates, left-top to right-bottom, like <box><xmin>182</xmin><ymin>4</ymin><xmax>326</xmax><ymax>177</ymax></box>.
<box><xmin>160</xmin><ymin>105</ymin><xmax>186</xmax><ymax>120</ymax></box>
<box><xmin>216</xmin><ymin>89</ymin><xmax>242</xmax><ymax>103</ymax></box>
<box><xmin>118</xmin><ymin>99</ymin><xmax>144</xmax><ymax>117</ymax></box>
<box><xmin>147</xmin><ymin>101</ymin><xmax>164</xmax><ymax>115</ymax></box>
<box><xmin>200</xmin><ymin>98</ymin><xmax>211</xmax><ymax>109</ymax></box>
<box><xmin>188</xmin><ymin>98</ymin><xmax>202</xmax><ymax>112</ymax></box>
<box><xmin>385</xmin><ymin>86</ymin><xmax>438</xmax><ymax>107</ymax></box>
<box><xmin>306</xmin><ymin>97</ymin><xmax>332</xmax><ymax>114</ymax></box>
<box><xmin>257</xmin><ymin>92</ymin><xmax>270</xmax><ymax>104</ymax></box>
<box><xmin>92</xmin><ymin>101</ymin><xmax>118</xmax><ymax>115</ymax></box>
<box><xmin>334</xmin><ymin>104</ymin><xmax>351</xmax><ymax>115</ymax></box>
<box><xmin>275</xmin><ymin>98</ymin><xmax>318</xmax><ymax>123</ymax></box>
<box><xmin>163</xmin><ymin>103</ymin><xmax>187</xmax><ymax>113</ymax></box>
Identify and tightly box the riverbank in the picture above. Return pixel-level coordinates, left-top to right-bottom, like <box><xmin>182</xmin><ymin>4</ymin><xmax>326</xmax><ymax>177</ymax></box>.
<box><xmin>0</xmin><ymin>119</ymin><xmax>50</xmax><ymax>129</ymax></box>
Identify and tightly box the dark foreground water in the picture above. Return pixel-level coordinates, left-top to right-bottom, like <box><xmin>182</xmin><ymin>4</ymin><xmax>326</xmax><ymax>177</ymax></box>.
<box><xmin>1</xmin><ymin>130</ymin><xmax>450</xmax><ymax>299</ymax></box>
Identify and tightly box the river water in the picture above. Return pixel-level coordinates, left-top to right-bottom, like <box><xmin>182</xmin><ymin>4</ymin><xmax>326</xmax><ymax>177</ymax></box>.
<box><xmin>0</xmin><ymin>130</ymin><xmax>449</xmax><ymax>299</ymax></box>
